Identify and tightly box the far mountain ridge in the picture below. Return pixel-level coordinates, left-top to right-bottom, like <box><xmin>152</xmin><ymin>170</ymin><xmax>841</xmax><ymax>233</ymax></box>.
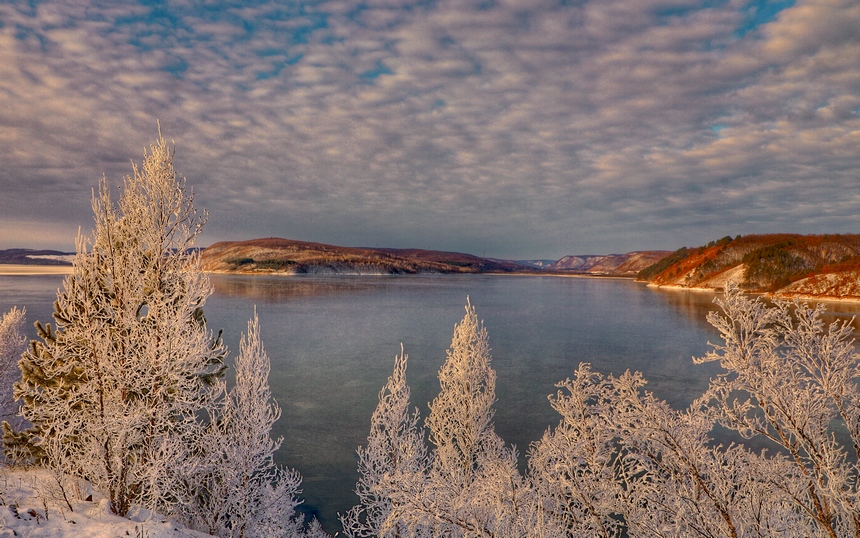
<box><xmin>199</xmin><ymin>237</ymin><xmax>678</xmax><ymax>276</ymax></box>
<box><xmin>13</xmin><ymin>235</ymin><xmax>859</xmax><ymax>302</ymax></box>
<box><xmin>0</xmin><ymin>241</ymin><xmax>666</xmax><ymax>277</ymax></box>
<box><xmin>548</xmin><ymin>251</ymin><xmax>672</xmax><ymax>276</ymax></box>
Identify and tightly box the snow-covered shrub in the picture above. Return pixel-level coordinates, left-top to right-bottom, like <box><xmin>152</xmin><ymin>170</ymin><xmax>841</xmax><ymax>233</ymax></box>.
<box><xmin>0</xmin><ymin>306</ymin><xmax>25</xmax><ymax>427</ymax></box>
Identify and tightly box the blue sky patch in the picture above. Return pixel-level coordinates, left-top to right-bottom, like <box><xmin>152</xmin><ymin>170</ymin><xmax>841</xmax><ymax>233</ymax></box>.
<box><xmin>736</xmin><ymin>0</ymin><xmax>796</xmax><ymax>37</ymax></box>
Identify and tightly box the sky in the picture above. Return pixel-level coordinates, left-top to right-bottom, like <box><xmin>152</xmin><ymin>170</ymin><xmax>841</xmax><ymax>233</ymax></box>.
<box><xmin>0</xmin><ymin>0</ymin><xmax>858</xmax><ymax>260</ymax></box>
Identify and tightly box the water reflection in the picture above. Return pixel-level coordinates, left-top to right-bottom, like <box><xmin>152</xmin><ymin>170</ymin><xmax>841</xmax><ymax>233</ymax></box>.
<box><xmin>647</xmin><ymin>284</ymin><xmax>860</xmax><ymax>333</ymax></box>
<box><xmin>210</xmin><ymin>274</ymin><xmax>381</xmax><ymax>302</ymax></box>
<box><xmin>647</xmin><ymin>286</ymin><xmax>721</xmax><ymax>332</ymax></box>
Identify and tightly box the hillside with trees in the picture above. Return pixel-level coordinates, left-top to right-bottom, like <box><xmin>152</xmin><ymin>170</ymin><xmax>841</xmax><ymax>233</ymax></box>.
<box><xmin>200</xmin><ymin>239</ymin><xmax>675</xmax><ymax>278</ymax></box>
<box><xmin>200</xmin><ymin>238</ymin><xmax>536</xmax><ymax>275</ymax></box>
<box><xmin>637</xmin><ymin>234</ymin><xmax>860</xmax><ymax>300</ymax></box>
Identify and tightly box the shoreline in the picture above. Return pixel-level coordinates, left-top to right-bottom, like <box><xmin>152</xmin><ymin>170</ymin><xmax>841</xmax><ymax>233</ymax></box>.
<box><xmin>646</xmin><ymin>281</ymin><xmax>860</xmax><ymax>305</ymax></box>
<box><xmin>6</xmin><ymin>266</ymin><xmax>859</xmax><ymax>305</ymax></box>
<box><xmin>0</xmin><ymin>264</ymin><xmax>73</xmax><ymax>275</ymax></box>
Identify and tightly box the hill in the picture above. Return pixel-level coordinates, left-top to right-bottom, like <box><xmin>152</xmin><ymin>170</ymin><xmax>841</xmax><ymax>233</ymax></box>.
<box><xmin>637</xmin><ymin>234</ymin><xmax>860</xmax><ymax>300</ymax></box>
<box><xmin>0</xmin><ymin>248</ymin><xmax>74</xmax><ymax>265</ymax></box>
<box><xmin>547</xmin><ymin>251</ymin><xmax>672</xmax><ymax>277</ymax></box>
<box><xmin>200</xmin><ymin>238</ymin><xmax>537</xmax><ymax>275</ymax></box>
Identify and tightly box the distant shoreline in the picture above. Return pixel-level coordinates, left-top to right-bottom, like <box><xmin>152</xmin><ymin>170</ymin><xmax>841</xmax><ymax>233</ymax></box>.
<box><xmin>5</xmin><ymin>265</ymin><xmax>859</xmax><ymax>304</ymax></box>
<box><xmin>0</xmin><ymin>264</ymin><xmax>74</xmax><ymax>275</ymax></box>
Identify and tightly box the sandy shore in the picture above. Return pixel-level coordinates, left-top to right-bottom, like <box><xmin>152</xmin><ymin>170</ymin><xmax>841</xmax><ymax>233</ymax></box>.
<box><xmin>0</xmin><ymin>264</ymin><xmax>73</xmax><ymax>275</ymax></box>
<box><xmin>647</xmin><ymin>282</ymin><xmax>860</xmax><ymax>304</ymax></box>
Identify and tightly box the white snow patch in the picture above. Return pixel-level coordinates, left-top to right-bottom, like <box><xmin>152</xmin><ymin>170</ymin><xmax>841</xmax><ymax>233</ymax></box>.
<box><xmin>0</xmin><ymin>467</ymin><xmax>213</xmax><ymax>538</ymax></box>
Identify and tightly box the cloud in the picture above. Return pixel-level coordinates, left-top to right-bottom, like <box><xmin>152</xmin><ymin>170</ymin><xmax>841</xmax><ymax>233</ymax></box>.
<box><xmin>0</xmin><ymin>0</ymin><xmax>857</xmax><ymax>257</ymax></box>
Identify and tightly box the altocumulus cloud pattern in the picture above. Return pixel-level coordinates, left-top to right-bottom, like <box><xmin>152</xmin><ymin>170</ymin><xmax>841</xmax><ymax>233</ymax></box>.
<box><xmin>0</xmin><ymin>0</ymin><xmax>858</xmax><ymax>258</ymax></box>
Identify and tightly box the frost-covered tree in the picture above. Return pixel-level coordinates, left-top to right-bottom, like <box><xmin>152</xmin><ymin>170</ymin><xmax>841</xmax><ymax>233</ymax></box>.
<box><xmin>185</xmin><ymin>312</ymin><xmax>311</xmax><ymax>538</ymax></box>
<box><xmin>527</xmin><ymin>282</ymin><xmax>860</xmax><ymax>537</ymax></box>
<box><xmin>419</xmin><ymin>299</ymin><xmax>530</xmax><ymax>536</ymax></box>
<box><xmin>354</xmin><ymin>287</ymin><xmax>860</xmax><ymax>537</ymax></box>
<box><xmin>4</xmin><ymin>130</ymin><xmax>226</xmax><ymax>517</ymax></box>
<box><xmin>0</xmin><ymin>307</ymin><xmax>26</xmax><ymax>427</ymax></box>
<box><xmin>529</xmin><ymin>363</ymin><xmax>810</xmax><ymax>537</ymax></box>
<box><xmin>341</xmin><ymin>345</ymin><xmax>428</xmax><ymax>537</ymax></box>
<box><xmin>697</xmin><ymin>281</ymin><xmax>860</xmax><ymax>537</ymax></box>
<box><xmin>351</xmin><ymin>301</ymin><xmax>535</xmax><ymax>536</ymax></box>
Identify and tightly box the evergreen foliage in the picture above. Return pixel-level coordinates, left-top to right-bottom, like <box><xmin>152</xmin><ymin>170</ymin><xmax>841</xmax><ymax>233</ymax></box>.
<box><xmin>4</xmin><ymin>131</ymin><xmax>225</xmax><ymax>517</ymax></box>
<box><xmin>638</xmin><ymin>234</ymin><xmax>860</xmax><ymax>293</ymax></box>
<box><xmin>637</xmin><ymin>246</ymin><xmax>689</xmax><ymax>280</ymax></box>
<box><xmin>741</xmin><ymin>241</ymin><xmax>816</xmax><ymax>290</ymax></box>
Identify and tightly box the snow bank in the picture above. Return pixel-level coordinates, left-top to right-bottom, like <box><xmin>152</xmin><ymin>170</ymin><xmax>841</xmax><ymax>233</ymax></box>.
<box><xmin>0</xmin><ymin>468</ymin><xmax>213</xmax><ymax>538</ymax></box>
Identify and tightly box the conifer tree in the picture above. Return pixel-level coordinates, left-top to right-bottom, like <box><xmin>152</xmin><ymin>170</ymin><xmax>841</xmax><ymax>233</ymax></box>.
<box><xmin>185</xmin><ymin>312</ymin><xmax>309</xmax><ymax>538</ymax></box>
<box><xmin>421</xmin><ymin>299</ymin><xmax>528</xmax><ymax>536</ymax></box>
<box><xmin>341</xmin><ymin>346</ymin><xmax>428</xmax><ymax>537</ymax></box>
<box><xmin>352</xmin><ymin>301</ymin><xmax>533</xmax><ymax>536</ymax></box>
<box><xmin>4</xmin><ymin>130</ymin><xmax>225</xmax><ymax>517</ymax></box>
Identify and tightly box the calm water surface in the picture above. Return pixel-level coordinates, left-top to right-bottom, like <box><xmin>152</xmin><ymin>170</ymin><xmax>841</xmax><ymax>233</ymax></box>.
<box><xmin>2</xmin><ymin>273</ymin><xmax>859</xmax><ymax>532</ymax></box>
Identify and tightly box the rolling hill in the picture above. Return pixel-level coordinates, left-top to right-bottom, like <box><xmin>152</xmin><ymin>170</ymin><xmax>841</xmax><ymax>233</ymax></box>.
<box><xmin>199</xmin><ymin>237</ymin><xmax>537</xmax><ymax>275</ymax></box>
<box><xmin>547</xmin><ymin>251</ymin><xmax>672</xmax><ymax>277</ymax></box>
<box><xmin>0</xmin><ymin>249</ymin><xmax>74</xmax><ymax>265</ymax></box>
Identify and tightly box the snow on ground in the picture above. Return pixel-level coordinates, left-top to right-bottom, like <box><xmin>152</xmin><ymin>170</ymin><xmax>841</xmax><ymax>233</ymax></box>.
<box><xmin>0</xmin><ymin>467</ymin><xmax>213</xmax><ymax>538</ymax></box>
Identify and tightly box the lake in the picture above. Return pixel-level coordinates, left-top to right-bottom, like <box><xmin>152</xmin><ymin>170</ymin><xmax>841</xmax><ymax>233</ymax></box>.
<box><xmin>2</xmin><ymin>272</ymin><xmax>859</xmax><ymax>533</ymax></box>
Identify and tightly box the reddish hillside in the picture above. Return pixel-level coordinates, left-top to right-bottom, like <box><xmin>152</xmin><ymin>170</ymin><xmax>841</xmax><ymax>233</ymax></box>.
<box><xmin>637</xmin><ymin>234</ymin><xmax>860</xmax><ymax>299</ymax></box>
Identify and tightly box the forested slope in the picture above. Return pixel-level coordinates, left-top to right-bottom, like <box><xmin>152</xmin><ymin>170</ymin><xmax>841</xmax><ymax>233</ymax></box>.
<box><xmin>200</xmin><ymin>238</ymin><xmax>534</xmax><ymax>274</ymax></box>
<box><xmin>637</xmin><ymin>234</ymin><xmax>860</xmax><ymax>299</ymax></box>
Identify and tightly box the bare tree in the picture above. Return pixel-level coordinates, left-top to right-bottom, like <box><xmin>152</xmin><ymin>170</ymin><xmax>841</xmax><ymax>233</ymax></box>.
<box><xmin>527</xmin><ymin>282</ymin><xmax>859</xmax><ymax>537</ymax></box>
<box><xmin>529</xmin><ymin>361</ymin><xmax>811</xmax><ymax>537</ymax></box>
